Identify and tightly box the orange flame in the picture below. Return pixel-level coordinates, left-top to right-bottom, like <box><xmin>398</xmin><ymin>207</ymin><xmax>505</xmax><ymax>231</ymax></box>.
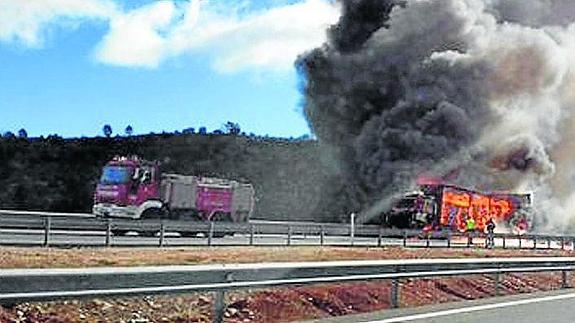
<box><xmin>439</xmin><ymin>189</ymin><xmax>516</xmax><ymax>232</ymax></box>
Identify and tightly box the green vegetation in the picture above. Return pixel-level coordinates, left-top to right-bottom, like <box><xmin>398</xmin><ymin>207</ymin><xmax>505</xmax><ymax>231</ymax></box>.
<box><xmin>0</xmin><ymin>133</ymin><xmax>350</xmax><ymax>222</ymax></box>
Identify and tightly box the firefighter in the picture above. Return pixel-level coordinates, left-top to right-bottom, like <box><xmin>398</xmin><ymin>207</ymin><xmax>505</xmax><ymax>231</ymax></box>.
<box><xmin>466</xmin><ymin>216</ymin><xmax>476</xmax><ymax>246</ymax></box>
<box><xmin>486</xmin><ymin>218</ymin><xmax>496</xmax><ymax>249</ymax></box>
<box><xmin>422</xmin><ymin>223</ymin><xmax>434</xmax><ymax>239</ymax></box>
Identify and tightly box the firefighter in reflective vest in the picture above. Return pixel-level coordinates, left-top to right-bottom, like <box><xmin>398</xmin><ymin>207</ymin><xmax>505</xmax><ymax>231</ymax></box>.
<box><xmin>466</xmin><ymin>216</ymin><xmax>476</xmax><ymax>246</ymax></box>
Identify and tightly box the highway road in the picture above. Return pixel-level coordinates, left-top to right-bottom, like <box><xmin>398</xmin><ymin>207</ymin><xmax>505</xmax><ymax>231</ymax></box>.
<box><xmin>0</xmin><ymin>228</ymin><xmax>568</xmax><ymax>249</ymax></box>
<box><xmin>1</xmin><ymin>211</ymin><xmax>571</xmax><ymax>249</ymax></box>
<box><xmin>0</xmin><ymin>229</ymin><xmax>412</xmax><ymax>247</ymax></box>
<box><xmin>311</xmin><ymin>290</ymin><xmax>575</xmax><ymax>323</ymax></box>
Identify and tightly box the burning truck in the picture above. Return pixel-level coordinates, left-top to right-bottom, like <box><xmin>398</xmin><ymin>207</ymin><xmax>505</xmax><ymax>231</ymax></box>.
<box><xmin>379</xmin><ymin>183</ymin><xmax>533</xmax><ymax>235</ymax></box>
<box><xmin>93</xmin><ymin>156</ymin><xmax>255</xmax><ymax>225</ymax></box>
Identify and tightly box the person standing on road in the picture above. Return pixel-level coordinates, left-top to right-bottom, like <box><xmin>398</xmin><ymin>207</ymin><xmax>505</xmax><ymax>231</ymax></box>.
<box><xmin>466</xmin><ymin>216</ymin><xmax>476</xmax><ymax>246</ymax></box>
<box><xmin>486</xmin><ymin>218</ymin><xmax>496</xmax><ymax>249</ymax></box>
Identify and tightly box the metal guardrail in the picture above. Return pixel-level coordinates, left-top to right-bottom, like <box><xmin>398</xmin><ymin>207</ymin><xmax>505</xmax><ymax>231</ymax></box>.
<box><xmin>1</xmin><ymin>210</ymin><xmax>575</xmax><ymax>250</ymax></box>
<box><xmin>0</xmin><ymin>257</ymin><xmax>574</xmax><ymax>322</ymax></box>
<box><xmin>0</xmin><ymin>212</ymin><xmax>574</xmax><ymax>249</ymax></box>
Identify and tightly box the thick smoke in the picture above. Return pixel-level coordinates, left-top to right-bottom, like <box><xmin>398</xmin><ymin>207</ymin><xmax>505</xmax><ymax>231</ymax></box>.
<box><xmin>299</xmin><ymin>0</ymin><xmax>575</xmax><ymax>231</ymax></box>
<box><xmin>487</xmin><ymin>0</ymin><xmax>575</xmax><ymax>27</ymax></box>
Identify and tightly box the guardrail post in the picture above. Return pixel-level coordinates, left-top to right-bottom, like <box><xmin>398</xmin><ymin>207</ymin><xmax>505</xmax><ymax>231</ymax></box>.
<box><xmin>502</xmin><ymin>235</ymin><xmax>506</xmax><ymax>249</ymax></box>
<box><xmin>447</xmin><ymin>232</ymin><xmax>451</xmax><ymax>248</ymax></box>
<box><xmin>547</xmin><ymin>237</ymin><xmax>551</xmax><ymax>249</ymax></box>
<box><xmin>494</xmin><ymin>271</ymin><xmax>502</xmax><ymax>296</ymax></box>
<box><xmin>287</xmin><ymin>225</ymin><xmax>292</xmax><ymax>246</ymax></box>
<box><xmin>562</xmin><ymin>271</ymin><xmax>570</xmax><ymax>289</ymax></box>
<box><xmin>533</xmin><ymin>236</ymin><xmax>537</xmax><ymax>250</ymax></box>
<box><xmin>320</xmin><ymin>226</ymin><xmax>325</xmax><ymax>246</ymax></box>
<box><xmin>518</xmin><ymin>235</ymin><xmax>522</xmax><ymax>249</ymax></box>
<box><xmin>43</xmin><ymin>217</ymin><xmax>51</xmax><ymax>247</ymax></box>
<box><xmin>213</xmin><ymin>290</ymin><xmax>226</xmax><ymax>323</ymax></box>
<box><xmin>249</xmin><ymin>224</ymin><xmax>254</xmax><ymax>246</ymax></box>
<box><xmin>561</xmin><ymin>237</ymin><xmax>565</xmax><ymax>250</ymax></box>
<box><xmin>391</xmin><ymin>278</ymin><xmax>400</xmax><ymax>308</ymax></box>
<box><xmin>105</xmin><ymin>219</ymin><xmax>112</xmax><ymax>247</ymax></box>
<box><xmin>377</xmin><ymin>227</ymin><xmax>382</xmax><ymax>247</ymax></box>
<box><xmin>208</xmin><ymin>222</ymin><xmax>214</xmax><ymax>246</ymax></box>
<box><xmin>402</xmin><ymin>230</ymin><xmax>407</xmax><ymax>247</ymax></box>
<box><xmin>350</xmin><ymin>213</ymin><xmax>355</xmax><ymax>246</ymax></box>
<box><xmin>159</xmin><ymin>222</ymin><xmax>165</xmax><ymax>247</ymax></box>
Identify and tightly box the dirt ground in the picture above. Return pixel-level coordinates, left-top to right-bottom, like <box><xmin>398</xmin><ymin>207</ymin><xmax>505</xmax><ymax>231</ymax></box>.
<box><xmin>0</xmin><ymin>246</ymin><xmax>572</xmax><ymax>322</ymax></box>
<box><xmin>0</xmin><ymin>246</ymin><xmax>570</xmax><ymax>268</ymax></box>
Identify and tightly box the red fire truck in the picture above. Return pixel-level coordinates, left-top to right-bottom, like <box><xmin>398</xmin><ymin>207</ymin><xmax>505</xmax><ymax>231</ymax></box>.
<box><xmin>93</xmin><ymin>156</ymin><xmax>255</xmax><ymax>223</ymax></box>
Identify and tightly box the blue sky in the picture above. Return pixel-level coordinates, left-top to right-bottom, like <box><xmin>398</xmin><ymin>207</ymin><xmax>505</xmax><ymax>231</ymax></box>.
<box><xmin>0</xmin><ymin>0</ymin><xmax>340</xmax><ymax>138</ymax></box>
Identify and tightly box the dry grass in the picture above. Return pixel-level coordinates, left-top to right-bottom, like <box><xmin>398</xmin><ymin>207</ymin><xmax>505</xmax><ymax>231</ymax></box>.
<box><xmin>0</xmin><ymin>246</ymin><xmax>570</xmax><ymax>268</ymax></box>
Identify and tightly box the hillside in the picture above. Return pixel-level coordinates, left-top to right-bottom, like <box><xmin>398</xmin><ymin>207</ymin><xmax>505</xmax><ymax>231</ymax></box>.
<box><xmin>0</xmin><ymin>134</ymin><xmax>351</xmax><ymax>222</ymax></box>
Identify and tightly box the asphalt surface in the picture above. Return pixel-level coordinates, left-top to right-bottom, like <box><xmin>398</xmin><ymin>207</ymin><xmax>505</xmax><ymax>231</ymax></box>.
<box><xmin>0</xmin><ymin>229</ymin><xmax>413</xmax><ymax>247</ymax></box>
<box><xmin>0</xmin><ymin>229</ymin><xmax>567</xmax><ymax>249</ymax></box>
<box><xmin>308</xmin><ymin>289</ymin><xmax>575</xmax><ymax>323</ymax></box>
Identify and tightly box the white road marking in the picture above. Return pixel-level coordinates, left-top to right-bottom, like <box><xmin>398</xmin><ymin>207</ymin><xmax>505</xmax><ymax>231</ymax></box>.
<box><xmin>365</xmin><ymin>292</ymin><xmax>575</xmax><ymax>323</ymax></box>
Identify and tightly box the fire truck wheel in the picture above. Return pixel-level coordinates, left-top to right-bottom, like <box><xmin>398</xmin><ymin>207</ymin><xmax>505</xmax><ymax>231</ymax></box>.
<box><xmin>140</xmin><ymin>231</ymin><xmax>157</xmax><ymax>237</ymax></box>
<box><xmin>112</xmin><ymin>230</ymin><xmax>128</xmax><ymax>236</ymax></box>
<box><xmin>207</xmin><ymin>212</ymin><xmax>230</xmax><ymax>237</ymax></box>
<box><xmin>210</xmin><ymin>212</ymin><xmax>231</xmax><ymax>222</ymax></box>
<box><xmin>180</xmin><ymin>231</ymin><xmax>199</xmax><ymax>238</ymax></box>
<box><xmin>141</xmin><ymin>207</ymin><xmax>167</xmax><ymax>219</ymax></box>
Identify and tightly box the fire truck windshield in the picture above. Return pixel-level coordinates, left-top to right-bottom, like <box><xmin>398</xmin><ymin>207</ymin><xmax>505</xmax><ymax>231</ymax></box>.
<box><xmin>100</xmin><ymin>166</ymin><xmax>132</xmax><ymax>184</ymax></box>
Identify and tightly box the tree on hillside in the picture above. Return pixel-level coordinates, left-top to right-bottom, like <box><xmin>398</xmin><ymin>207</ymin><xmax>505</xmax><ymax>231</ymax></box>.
<box><xmin>125</xmin><ymin>125</ymin><xmax>133</xmax><ymax>136</ymax></box>
<box><xmin>224</xmin><ymin>121</ymin><xmax>241</xmax><ymax>135</ymax></box>
<box><xmin>3</xmin><ymin>131</ymin><xmax>15</xmax><ymax>138</ymax></box>
<box><xmin>182</xmin><ymin>127</ymin><xmax>195</xmax><ymax>134</ymax></box>
<box><xmin>198</xmin><ymin>127</ymin><xmax>207</xmax><ymax>135</ymax></box>
<box><xmin>103</xmin><ymin>125</ymin><xmax>113</xmax><ymax>138</ymax></box>
<box><xmin>17</xmin><ymin>129</ymin><xmax>28</xmax><ymax>138</ymax></box>
<box><xmin>46</xmin><ymin>134</ymin><xmax>63</xmax><ymax>143</ymax></box>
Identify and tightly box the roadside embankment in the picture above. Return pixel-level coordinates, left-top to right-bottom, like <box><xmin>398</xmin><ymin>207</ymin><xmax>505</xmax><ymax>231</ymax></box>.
<box><xmin>0</xmin><ymin>246</ymin><xmax>571</xmax><ymax>322</ymax></box>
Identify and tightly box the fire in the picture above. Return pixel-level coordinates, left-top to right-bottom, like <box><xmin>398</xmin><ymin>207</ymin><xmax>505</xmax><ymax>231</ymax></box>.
<box><xmin>439</xmin><ymin>188</ymin><xmax>517</xmax><ymax>232</ymax></box>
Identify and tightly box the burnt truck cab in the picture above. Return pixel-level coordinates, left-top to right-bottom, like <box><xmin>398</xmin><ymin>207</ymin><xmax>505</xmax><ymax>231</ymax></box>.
<box><xmin>384</xmin><ymin>191</ymin><xmax>437</xmax><ymax>229</ymax></box>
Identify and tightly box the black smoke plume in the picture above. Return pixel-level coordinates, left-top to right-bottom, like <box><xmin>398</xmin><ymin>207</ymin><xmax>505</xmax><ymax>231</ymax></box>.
<box><xmin>298</xmin><ymin>0</ymin><xmax>572</xmax><ymax>228</ymax></box>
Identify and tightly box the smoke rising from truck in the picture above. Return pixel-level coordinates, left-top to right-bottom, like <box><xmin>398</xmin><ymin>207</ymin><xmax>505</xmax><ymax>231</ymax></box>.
<box><xmin>298</xmin><ymin>0</ymin><xmax>575</xmax><ymax>231</ymax></box>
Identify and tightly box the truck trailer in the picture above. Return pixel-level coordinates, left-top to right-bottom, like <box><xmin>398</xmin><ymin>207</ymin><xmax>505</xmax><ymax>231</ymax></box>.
<box><xmin>93</xmin><ymin>156</ymin><xmax>255</xmax><ymax>225</ymax></box>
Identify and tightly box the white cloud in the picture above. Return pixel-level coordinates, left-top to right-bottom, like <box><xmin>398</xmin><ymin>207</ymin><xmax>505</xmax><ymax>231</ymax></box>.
<box><xmin>0</xmin><ymin>0</ymin><xmax>116</xmax><ymax>46</ymax></box>
<box><xmin>0</xmin><ymin>0</ymin><xmax>340</xmax><ymax>73</ymax></box>
<box><xmin>96</xmin><ymin>0</ymin><xmax>341</xmax><ymax>72</ymax></box>
<box><xmin>198</xmin><ymin>0</ymin><xmax>341</xmax><ymax>72</ymax></box>
<box><xmin>94</xmin><ymin>1</ymin><xmax>176</xmax><ymax>68</ymax></box>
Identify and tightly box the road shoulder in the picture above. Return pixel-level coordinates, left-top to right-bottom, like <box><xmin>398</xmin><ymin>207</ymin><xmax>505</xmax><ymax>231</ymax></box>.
<box><xmin>303</xmin><ymin>288</ymin><xmax>575</xmax><ymax>323</ymax></box>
